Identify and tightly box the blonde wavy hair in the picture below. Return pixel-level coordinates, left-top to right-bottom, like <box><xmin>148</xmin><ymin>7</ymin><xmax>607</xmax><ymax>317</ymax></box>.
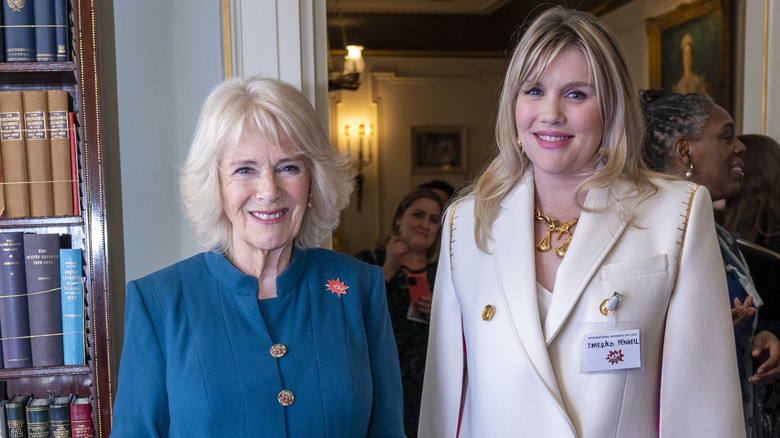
<box><xmin>466</xmin><ymin>6</ymin><xmax>657</xmax><ymax>252</ymax></box>
<box><xmin>180</xmin><ymin>76</ymin><xmax>354</xmax><ymax>257</ymax></box>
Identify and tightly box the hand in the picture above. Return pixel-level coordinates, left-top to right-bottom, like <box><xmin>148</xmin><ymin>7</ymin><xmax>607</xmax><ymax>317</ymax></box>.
<box><xmin>414</xmin><ymin>295</ymin><xmax>432</xmax><ymax>319</ymax></box>
<box><xmin>731</xmin><ymin>296</ymin><xmax>756</xmax><ymax>330</ymax></box>
<box><xmin>749</xmin><ymin>330</ymin><xmax>780</xmax><ymax>385</ymax></box>
<box><xmin>382</xmin><ymin>235</ymin><xmax>408</xmax><ymax>281</ymax></box>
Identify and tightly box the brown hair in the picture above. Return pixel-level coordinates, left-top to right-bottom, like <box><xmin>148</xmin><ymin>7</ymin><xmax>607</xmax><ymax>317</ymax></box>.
<box><xmin>721</xmin><ymin>134</ymin><xmax>780</xmax><ymax>245</ymax></box>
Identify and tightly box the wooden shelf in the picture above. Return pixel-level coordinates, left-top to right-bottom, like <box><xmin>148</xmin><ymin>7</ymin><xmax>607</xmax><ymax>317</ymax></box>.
<box><xmin>0</xmin><ymin>0</ymin><xmax>113</xmax><ymax>435</ymax></box>
<box><xmin>0</xmin><ymin>216</ymin><xmax>84</xmax><ymax>229</ymax></box>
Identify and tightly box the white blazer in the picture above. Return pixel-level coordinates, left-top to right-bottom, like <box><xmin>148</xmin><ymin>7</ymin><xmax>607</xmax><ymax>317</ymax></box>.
<box><xmin>419</xmin><ymin>171</ymin><xmax>745</xmax><ymax>438</ymax></box>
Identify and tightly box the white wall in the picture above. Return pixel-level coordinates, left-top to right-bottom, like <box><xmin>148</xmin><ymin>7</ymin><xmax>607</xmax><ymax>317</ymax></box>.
<box><xmin>113</xmin><ymin>1</ymin><xmax>223</xmax><ymax>283</ymax></box>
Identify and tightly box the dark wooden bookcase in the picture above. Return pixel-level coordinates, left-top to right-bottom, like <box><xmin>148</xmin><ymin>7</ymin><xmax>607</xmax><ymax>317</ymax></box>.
<box><xmin>0</xmin><ymin>0</ymin><xmax>113</xmax><ymax>436</ymax></box>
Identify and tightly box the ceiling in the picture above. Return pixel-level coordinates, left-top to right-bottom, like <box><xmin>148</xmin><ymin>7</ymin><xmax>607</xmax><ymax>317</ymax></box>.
<box><xmin>327</xmin><ymin>0</ymin><xmax>633</xmax><ymax>56</ymax></box>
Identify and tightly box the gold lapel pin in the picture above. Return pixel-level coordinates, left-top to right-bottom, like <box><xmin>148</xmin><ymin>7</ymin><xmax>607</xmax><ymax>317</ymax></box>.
<box><xmin>599</xmin><ymin>291</ymin><xmax>623</xmax><ymax>316</ymax></box>
<box><xmin>482</xmin><ymin>304</ymin><xmax>495</xmax><ymax>321</ymax></box>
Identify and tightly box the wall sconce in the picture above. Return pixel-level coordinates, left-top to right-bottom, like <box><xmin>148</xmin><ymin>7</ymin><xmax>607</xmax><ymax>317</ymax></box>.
<box><xmin>343</xmin><ymin>122</ymin><xmax>374</xmax><ymax>211</ymax></box>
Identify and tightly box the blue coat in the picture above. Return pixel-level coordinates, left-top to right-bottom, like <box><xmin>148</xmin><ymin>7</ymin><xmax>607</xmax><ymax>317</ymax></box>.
<box><xmin>111</xmin><ymin>247</ymin><xmax>405</xmax><ymax>437</ymax></box>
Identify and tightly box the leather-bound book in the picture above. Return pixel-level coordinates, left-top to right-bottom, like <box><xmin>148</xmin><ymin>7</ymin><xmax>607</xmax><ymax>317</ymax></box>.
<box><xmin>54</xmin><ymin>0</ymin><xmax>69</xmax><ymax>61</ymax></box>
<box><xmin>24</xmin><ymin>233</ymin><xmax>64</xmax><ymax>367</ymax></box>
<box><xmin>22</xmin><ymin>91</ymin><xmax>54</xmax><ymax>218</ymax></box>
<box><xmin>0</xmin><ymin>232</ymin><xmax>33</xmax><ymax>369</ymax></box>
<box><xmin>25</xmin><ymin>396</ymin><xmax>52</xmax><ymax>438</ymax></box>
<box><xmin>69</xmin><ymin>397</ymin><xmax>92</xmax><ymax>438</ymax></box>
<box><xmin>5</xmin><ymin>394</ymin><xmax>31</xmax><ymax>438</ymax></box>
<box><xmin>1</xmin><ymin>0</ymin><xmax>35</xmax><ymax>61</ymax></box>
<box><xmin>47</xmin><ymin>90</ymin><xmax>73</xmax><ymax>216</ymax></box>
<box><xmin>49</xmin><ymin>395</ymin><xmax>72</xmax><ymax>438</ymax></box>
<box><xmin>0</xmin><ymin>92</ymin><xmax>30</xmax><ymax>218</ymax></box>
<box><xmin>33</xmin><ymin>0</ymin><xmax>57</xmax><ymax>62</ymax></box>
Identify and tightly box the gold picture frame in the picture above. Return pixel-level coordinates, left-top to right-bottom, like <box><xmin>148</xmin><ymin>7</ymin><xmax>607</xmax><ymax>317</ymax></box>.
<box><xmin>646</xmin><ymin>0</ymin><xmax>732</xmax><ymax>111</ymax></box>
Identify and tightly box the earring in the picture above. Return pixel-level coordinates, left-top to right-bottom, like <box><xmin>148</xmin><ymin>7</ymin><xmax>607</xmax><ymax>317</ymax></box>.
<box><xmin>517</xmin><ymin>135</ymin><xmax>524</xmax><ymax>154</ymax></box>
<box><xmin>307</xmin><ymin>193</ymin><xmax>313</xmax><ymax>209</ymax></box>
<box><xmin>685</xmin><ymin>163</ymin><xmax>694</xmax><ymax>179</ymax></box>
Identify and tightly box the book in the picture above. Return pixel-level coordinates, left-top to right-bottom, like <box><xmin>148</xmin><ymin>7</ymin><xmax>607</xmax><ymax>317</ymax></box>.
<box><xmin>25</xmin><ymin>397</ymin><xmax>52</xmax><ymax>438</ymax></box>
<box><xmin>48</xmin><ymin>395</ymin><xmax>72</xmax><ymax>438</ymax></box>
<box><xmin>0</xmin><ymin>92</ymin><xmax>31</xmax><ymax>218</ymax></box>
<box><xmin>67</xmin><ymin>112</ymin><xmax>79</xmax><ymax>216</ymax></box>
<box><xmin>0</xmin><ymin>398</ymin><xmax>10</xmax><ymax>438</ymax></box>
<box><xmin>24</xmin><ymin>233</ymin><xmax>64</xmax><ymax>367</ymax></box>
<box><xmin>54</xmin><ymin>0</ymin><xmax>68</xmax><ymax>61</ymax></box>
<box><xmin>1</xmin><ymin>0</ymin><xmax>35</xmax><ymax>61</ymax></box>
<box><xmin>22</xmin><ymin>91</ymin><xmax>54</xmax><ymax>218</ymax></box>
<box><xmin>5</xmin><ymin>395</ymin><xmax>30</xmax><ymax>438</ymax></box>
<box><xmin>33</xmin><ymin>0</ymin><xmax>57</xmax><ymax>62</ymax></box>
<box><xmin>59</xmin><ymin>248</ymin><xmax>83</xmax><ymax>365</ymax></box>
<box><xmin>69</xmin><ymin>397</ymin><xmax>91</xmax><ymax>438</ymax></box>
<box><xmin>0</xmin><ymin>6</ymin><xmax>4</xmax><ymax>62</ymax></box>
<box><xmin>0</xmin><ymin>232</ymin><xmax>32</xmax><ymax>369</ymax></box>
<box><xmin>47</xmin><ymin>91</ymin><xmax>73</xmax><ymax>216</ymax></box>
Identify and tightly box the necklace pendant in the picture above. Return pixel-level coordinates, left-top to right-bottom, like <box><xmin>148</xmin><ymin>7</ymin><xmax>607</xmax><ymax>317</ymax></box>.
<box><xmin>555</xmin><ymin>238</ymin><xmax>572</xmax><ymax>257</ymax></box>
<box><xmin>537</xmin><ymin>230</ymin><xmax>552</xmax><ymax>252</ymax></box>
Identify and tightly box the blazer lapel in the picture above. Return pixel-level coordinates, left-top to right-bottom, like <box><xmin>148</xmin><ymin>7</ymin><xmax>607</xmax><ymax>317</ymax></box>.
<box><xmin>490</xmin><ymin>171</ymin><xmax>563</xmax><ymax>403</ymax></box>
<box><xmin>543</xmin><ymin>181</ymin><xmax>631</xmax><ymax>343</ymax></box>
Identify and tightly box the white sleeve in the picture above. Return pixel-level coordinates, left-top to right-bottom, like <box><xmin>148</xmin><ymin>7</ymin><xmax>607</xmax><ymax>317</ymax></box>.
<box><xmin>418</xmin><ymin>206</ymin><xmax>466</xmax><ymax>438</ymax></box>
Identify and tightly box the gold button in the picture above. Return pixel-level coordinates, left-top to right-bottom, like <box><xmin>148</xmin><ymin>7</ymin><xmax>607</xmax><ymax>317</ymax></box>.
<box><xmin>270</xmin><ymin>343</ymin><xmax>287</xmax><ymax>358</ymax></box>
<box><xmin>482</xmin><ymin>305</ymin><xmax>495</xmax><ymax>321</ymax></box>
<box><xmin>278</xmin><ymin>389</ymin><xmax>294</xmax><ymax>406</ymax></box>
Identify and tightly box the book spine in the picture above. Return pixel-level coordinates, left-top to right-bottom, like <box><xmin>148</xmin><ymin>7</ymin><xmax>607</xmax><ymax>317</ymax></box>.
<box><xmin>22</xmin><ymin>91</ymin><xmax>54</xmax><ymax>218</ymax></box>
<box><xmin>1</xmin><ymin>0</ymin><xmax>35</xmax><ymax>61</ymax></box>
<box><xmin>48</xmin><ymin>396</ymin><xmax>72</xmax><ymax>438</ymax></box>
<box><xmin>60</xmin><ymin>248</ymin><xmax>83</xmax><ymax>365</ymax></box>
<box><xmin>54</xmin><ymin>0</ymin><xmax>68</xmax><ymax>61</ymax></box>
<box><xmin>5</xmin><ymin>396</ymin><xmax>29</xmax><ymax>438</ymax></box>
<box><xmin>24</xmin><ymin>233</ymin><xmax>64</xmax><ymax>367</ymax></box>
<box><xmin>0</xmin><ymin>92</ymin><xmax>31</xmax><ymax>218</ymax></box>
<box><xmin>26</xmin><ymin>401</ymin><xmax>51</xmax><ymax>438</ymax></box>
<box><xmin>33</xmin><ymin>0</ymin><xmax>57</xmax><ymax>62</ymax></box>
<box><xmin>67</xmin><ymin>112</ymin><xmax>79</xmax><ymax>216</ymax></box>
<box><xmin>0</xmin><ymin>7</ymin><xmax>5</xmax><ymax>61</ymax></box>
<box><xmin>69</xmin><ymin>402</ymin><xmax>91</xmax><ymax>438</ymax></box>
<box><xmin>47</xmin><ymin>90</ymin><xmax>73</xmax><ymax>216</ymax></box>
<box><xmin>0</xmin><ymin>232</ymin><xmax>33</xmax><ymax>369</ymax></box>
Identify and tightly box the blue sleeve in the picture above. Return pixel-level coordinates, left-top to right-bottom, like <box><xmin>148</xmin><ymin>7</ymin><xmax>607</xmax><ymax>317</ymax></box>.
<box><xmin>110</xmin><ymin>280</ymin><xmax>170</xmax><ymax>438</ymax></box>
<box><xmin>365</xmin><ymin>265</ymin><xmax>406</xmax><ymax>437</ymax></box>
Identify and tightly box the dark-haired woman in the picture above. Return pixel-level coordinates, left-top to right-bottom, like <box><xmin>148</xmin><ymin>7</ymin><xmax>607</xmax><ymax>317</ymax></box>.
<box><xmin>641</xmin><ymin>89</ymin><xmax>780</xmax><ymax>438</ymax></box>
<box><xmin>356</xmin><ymin>188</ymin><xmax>443</xmax><ymax>437</ymax></box>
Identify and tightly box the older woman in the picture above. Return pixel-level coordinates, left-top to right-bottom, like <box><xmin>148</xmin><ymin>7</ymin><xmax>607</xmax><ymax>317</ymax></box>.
<box><xmin>111</xmin><ymin>77</ymin><xmax>404</xmax><ymax>437</ymax></box>
<box><xmin>356</xmin><ymin>188</ymin><xmax>444</xmax><ymax>437</ymax></box>
<box><xmin>419</xmin><ymin>7</ymin><xmax>744</xmax><ymax>437</ymax></box>
<box><xmin>641</xmin><ymin>89</ymin><xmax>780</xmax><ymax>438</ymax></box>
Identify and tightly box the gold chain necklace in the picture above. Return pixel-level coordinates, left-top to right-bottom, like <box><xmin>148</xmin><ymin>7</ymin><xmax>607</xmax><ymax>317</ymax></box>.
<box><xmin>534</xmin><ymin>208</ymin><xmax>579</xmax><ymax>257</ymax></box>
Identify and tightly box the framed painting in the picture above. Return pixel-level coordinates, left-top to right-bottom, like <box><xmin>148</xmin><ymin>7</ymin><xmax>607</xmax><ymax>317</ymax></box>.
<box><xmin>411</xmin><ymin>126</ymin><xmax>467</xmax><ymax>174</ymax></box>
<box><xmin>646</xmin><ymin>0</ymin><xmax>732</xmax><ymax>111</ymax></box>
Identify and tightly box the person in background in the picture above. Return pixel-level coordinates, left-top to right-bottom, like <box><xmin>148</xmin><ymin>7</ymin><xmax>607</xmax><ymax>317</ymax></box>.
<box><xmin>418</xmin><ymin>179</ymin><xmax>456</xmax><ymax>205</ymax></box>
<box><xmin>419</xmin><ymin>7</ymin><xmax>744</xmax><ymax>437</ymax></box>
<box><xmin>641</xmin><ymin>89</ymin><xmax>780</xmax><ymax>438</ymax></box>
<box><xmin>111</xmin><ymin>76</ymin><xmax>404</xmax><ymax>437</ymax></box>
<box><xmin>721</xmin><ymin>134</ymin><xmax>780</xmax><ymax>255</ymax></box>
<box><xmin>355</xmin><ymin>188</ymin><xmax>443</xmax><ymax>438</ymax></box>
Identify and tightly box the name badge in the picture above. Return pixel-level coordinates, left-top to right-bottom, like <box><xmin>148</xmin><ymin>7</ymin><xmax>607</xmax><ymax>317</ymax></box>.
<box><xmin>583</xmin><ymin>329</ymin><xmax>641</xmax><ymax>372</ymax></box>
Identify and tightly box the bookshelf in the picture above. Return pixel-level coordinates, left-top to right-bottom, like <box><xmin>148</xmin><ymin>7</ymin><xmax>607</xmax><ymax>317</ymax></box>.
<box><xmin>0</xmin><ymin>0</ymin><xmax>112</xmax><ymax>436</ymax></box>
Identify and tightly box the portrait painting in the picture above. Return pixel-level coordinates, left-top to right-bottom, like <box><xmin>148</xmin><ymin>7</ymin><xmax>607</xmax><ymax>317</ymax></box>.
<box><xmin>411</xmin><ymin>126</ymin><xmax>467</xmax><ymax>174</ymax></box>
<box><xmin>646</xmin><ymin>0</ymin><xmax>732</xmax><ymax>111</ymax></box>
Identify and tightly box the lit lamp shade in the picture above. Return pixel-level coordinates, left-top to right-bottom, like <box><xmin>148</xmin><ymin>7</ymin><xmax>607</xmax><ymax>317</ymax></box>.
<box><xmin>343</xmin><ymin>45</ymin><xmax>365</xmax><ymax>75</ymax></box>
